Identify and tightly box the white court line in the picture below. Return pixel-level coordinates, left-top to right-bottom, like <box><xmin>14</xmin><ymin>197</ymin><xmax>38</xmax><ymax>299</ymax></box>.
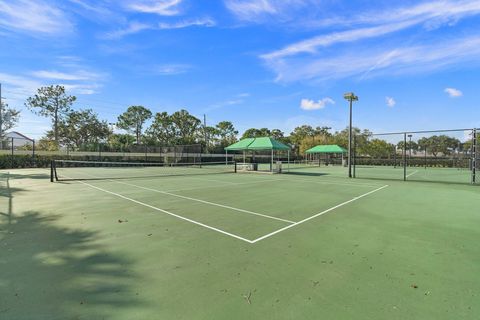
<box><xmin>111</xmin><ymin>180</ymin><xmax>296</xmax><ymax>224</ymax></box>
<box><xmin>165</xmin><ymin>178</ymin><xmax>280</xmax><ymax>192</ymax></box>
<box><xmin>186</xmin><ymin>175</ymin><xmax>239</xmax><ymax>185</ymax></box>
<box><xmin>250</xmin><ymin>185</ymin><xmax>389</xmax><ymax>243</ymax></box>
<box><xmin>75</xmin><ymin>171</ymin><xmax>295</xmax><ymax>224</ymax></box>
<box><xmin>406</xmin><ymin>170</ymin><xmax>419</xmax><ymax>178</ymax></box>
<box><xmin>58</xmin><ymin>172</ymin><xmax>389</xmax><ymax>244</ymax></box>
<box><xmin>72</xmin><ymin>179</ymin><xmax>255</xmax><ymax>243</ymax></box>
<box><xmin>269</xmin><ymin>176</ymin><xmax>383</xmax><ymax>188</ymax></box>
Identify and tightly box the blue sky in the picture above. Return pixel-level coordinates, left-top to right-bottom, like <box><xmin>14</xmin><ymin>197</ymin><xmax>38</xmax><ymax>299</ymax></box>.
<box><xmin>1</xmin><ymin>0</ymin><xmax>480</xmax><ymax>139</ymax></box>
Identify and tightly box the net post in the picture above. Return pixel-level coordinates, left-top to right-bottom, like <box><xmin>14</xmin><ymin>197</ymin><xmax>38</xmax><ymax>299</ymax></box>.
<box><xmin>403</xmin><ymin>132</ymin><xmax>407</xmax><ymax>181</ymax></box>
<box><xmin>50</xmin><ymin>160</ymin><xmax>54</xmax><ymax>182</ymax></box>
<box><xmin>234</xmin><ymin>160</ymin><xmax>237</xmax><ymax>173</ymax></box>
<box><xmin>54</xmin><ymin>160</ymin><xmax>58</xmax><ymax>181</ymax></box>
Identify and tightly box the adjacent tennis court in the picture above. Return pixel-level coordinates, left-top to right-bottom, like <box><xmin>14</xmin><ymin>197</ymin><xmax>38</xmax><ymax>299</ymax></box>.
<box><xmin>1</xmin><ymin>163</ymin><xmax>479</xmax><ymax>319</ymax></box>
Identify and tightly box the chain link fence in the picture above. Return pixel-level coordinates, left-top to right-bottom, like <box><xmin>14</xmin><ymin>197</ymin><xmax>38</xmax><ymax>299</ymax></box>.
<box><xmin>0</xmin><ymin>139</ymin><xmax>233</xmax><ymax>169</ymax></box>
<box><xmin>354</xmin><ymin>128</ymin><xmax>478</xmax><ymax>185</ymax></box>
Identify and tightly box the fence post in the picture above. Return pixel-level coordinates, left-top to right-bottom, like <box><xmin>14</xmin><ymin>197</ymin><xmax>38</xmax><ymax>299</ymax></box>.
<box><xmin>12</xmin><ymin>137</ymin><xmax>15</xmax><ymax>169</ymax></box>
<box><xmin>32</xmin><ymin>139</ymin><xmax>36</xmax><ymax>166</ymax></box>
<box><xmin>472</xmin><ymin>129</ymin><xmax>476</xmax><ymax>184</ymax></box>
<box><xmin>403</xmin><ymin>133</ymin><xmax>407</xmax><ymax>181</ymax></box>
<box><xmin>145</xmin><ymin>145</ymin><xmax>148</xmax><ymax>162</ymax></box>
<box><xmin>353</xmin><ymin>135</ymin><xmax>356</xmax><ymax>178</ymax></box>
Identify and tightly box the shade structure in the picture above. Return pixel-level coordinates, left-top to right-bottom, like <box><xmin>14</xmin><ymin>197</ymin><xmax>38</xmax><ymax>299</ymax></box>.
<box><xmin>224</xmin><ymin>137</ymin><xmax>290</xmax><ymax>151</ymax></box>
<box><xmin>224</xmin><ymin>137</ymin><xmax>290</xmax><ymax>173</ymax></box>
<box><xmin>223</xmin><ymin>138</ymin><xmax>256</xmax><ymax>151</ymax></box>
<box><xmin>305</xmin><ymin>144</ymin><xmax>347</xmax><ymax>154</ymax></box>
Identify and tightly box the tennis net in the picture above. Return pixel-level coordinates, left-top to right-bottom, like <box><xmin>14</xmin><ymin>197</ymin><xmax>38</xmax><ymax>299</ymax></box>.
<box><xmin>51</xmin><ymin>160</ymin><xmax>236</xmax><ymax>182</ymax></box>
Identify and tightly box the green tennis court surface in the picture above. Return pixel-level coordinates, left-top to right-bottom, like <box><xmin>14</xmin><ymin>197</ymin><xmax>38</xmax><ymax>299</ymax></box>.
<box><xmin>1</xmin><ymin>165</ymin><xmax>479</xmax><ymax>319</ymax></box>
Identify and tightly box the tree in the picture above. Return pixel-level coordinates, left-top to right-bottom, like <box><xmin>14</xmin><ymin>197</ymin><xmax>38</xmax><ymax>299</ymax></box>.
<box><xmin>0</xmin><ymin>101</ymin><xmax>20</xmax><ymax>138</ymax></box>
<box><xmin>216</xmin><ymin>121</ymin><xmax>238</xmax><ymax>147</ymax></box>
<box><xmin>365</xmin><ymin>139</ymin><xmax>395</xmax><ymax>158</ymax></box>
<box><xmin>314</xmin><ymin>126</ymin><xmax>332</xmax><ymax>137</ymax></box>
<box><xmin>204</xmin><ymin>126</ymin><xmax>219</xmax><ymax>151</ymax></box>
<box><xmin>25</xmin><ymin>85</ymin><xmax>76</xmax><ymax>143</ymax></box>
<box><xmin>270</xmin><ymin>129</ymin><xmax>284</xmax><ymax>140</ymax></box>
<box><xmin>170</xmin><ymin>109</ymin><xmax>202</xmax><ymax>145</ymax></box>
<box><xmin>418</xmin><ymin>135</ymin><xmax>461</xmax><ymax>157</ymax></box>
<box><xmin>299</xmin><ymin>134</ymin><xmax>331</xmax><ymax>154</ymax></box>
<box><xmin>145</xmin><ymin>110</ymin><xmax>202</xmax><ymax>146</ymax></box>
<box><xmin>107</xmin><ymin>133</ymin><xmax>136</xmax><ymax>151</ymax></box>
<box><xmin>145</xmin><ymin>112</ymin><xmax>176</xmax><ymax>145</ymax></box>
<box><xmin>117</xmin><ymin>106</ymin><xmax>152</xmax><ymax>144</ymax></box>
<box><xmin>289</xmin><ymin>125</ymin><xmax>316</xmax><ymax>145</ymax></box>
<box><xmin>397</xmin><ymin>140</ymin><xmax>418</xmax><ymax>154</ymax></box>
<box><xmin>241</xmin><ymin>128</ymin><xmax>271</xmax><ymax>139</ymax></box>
<box><xmin>333</xmin><ymin>127</ymin><xmax>371</xmax><ymax>154</ymax></box>
<box><xmin>36</xmin><ymin>138</ymin><xmax>60</xmax><ymax>151</ymax></box>
<box><xmin>56</xmin><ymin>109</ymin><xmax>111</xmax><ymax>149</ymax></box>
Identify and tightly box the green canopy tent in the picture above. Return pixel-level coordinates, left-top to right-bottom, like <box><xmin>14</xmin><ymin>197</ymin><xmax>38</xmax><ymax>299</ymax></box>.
<box><xmin>225</xmin><ymin>137</ymin><xmax>291</xmax><ymax>172</ymax></box>
<box><xmin>305</xmin><ymin>144</ymin><xmax>347</xmax><ymax>166</ymax></box>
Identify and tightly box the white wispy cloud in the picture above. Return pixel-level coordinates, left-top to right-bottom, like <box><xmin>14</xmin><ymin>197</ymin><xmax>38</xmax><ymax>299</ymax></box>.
<box><xmin>266</xmin><ymin>35</ymin><xmax>480</xmax><ymax>82</ymax></box>
<box><xmin>0</xmin><ymin>63</ymin><xmax>106</xmax><ymax>109</ymax></box>
<box><xmin>124</xmin><ymin>0</ymin><xmax>183</xmax><ymax>16</ymax></box>
<box><xmin>104</xmin><ymin>18</ymin><xmax>215</xmax><ymax>39</ymax></box>
<box><xmin>31</xmin><ymin>70</ymin><xmax>104</xmax><ymax>81</ymax></box>
<box><xmin>306</xmin><ymin>0</ymin><xmax>480</xmax><ymax>29</ymax></box>
<box><xmin>445</xmin><ymin>87</ymin><xmax>463</xmax><ymax>97</ymax></box>
<box><xmin>261</xmin><ymin>20</ymin><xmax>419</xmax><ymax>61</ymax></box>
<box><xmin>261</xmin><ymin>1</ymin><xmax>480</xmax><ymax>83</ymax></box>
<box><xmin>158</xmin><ymin>18</ymin><xmax>216</xmax><ymax>29</ymax></box>
<box><xmin>205</xmin><ymin>93</ymin><xmax>250</xmax><ymax>112</ymax></box>
<box><xmin>300</xmin><ymin>98</ymin><xmax>334</xmax><ymax>111</ymax></box>
<box><xmin>104</xmin><ymin>21</ymin><xmax>152</xmax><ymax>39</ymax></box>
<box><xmin>0</xmin><ymin>0</ymin><xmax>73</xmax><ymax>36</ymax></box>
<box><xmin>154</xmin><ymin>64</ymin><xmax>192</xmax><ymax>75</ymax></box>
<box><xmin>386</xmin><ymin>97</ymin><xmax>396</xmax><ymax>107</ymax></box>
<box><xmin>224</xmin><ymin>0</ymin><xmax>309</xmax><ymax>22</ymax></box>
<box><xmin>225</xmin><ymin>0</ymin><xmax>277</xmax><ymax>19</ymax></box>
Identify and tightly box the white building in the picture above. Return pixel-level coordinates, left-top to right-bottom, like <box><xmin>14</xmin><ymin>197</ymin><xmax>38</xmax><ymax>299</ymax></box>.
<box><xmin>4</xmin><ymin>131</ymin><xmax>34</xmax><ymax>148</ymax></box>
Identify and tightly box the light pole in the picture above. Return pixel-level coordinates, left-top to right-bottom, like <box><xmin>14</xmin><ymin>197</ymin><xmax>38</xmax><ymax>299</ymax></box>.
<box><xmin>344</xmin><ymin>92</ymin><xmax>358</xmax><ymax>178</ymax></box>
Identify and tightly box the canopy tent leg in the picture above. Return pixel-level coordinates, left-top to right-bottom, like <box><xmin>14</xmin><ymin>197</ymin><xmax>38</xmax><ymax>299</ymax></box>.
<box><xmin>288</xmin><ymin>150</ymin><xmax>290</xmax><ymax>172</ymax></box>
<box><xmin>271</xmin><ymin>149</ymin><xmax>273</xmax><ymax>172</ymax></box>
<box><xmin>243</xmin><ymin>150</ymin><xmax>245</xmax><ymax>163</ymax></box>
<box><xmin>225</xmin><ymin>150</ymin><xmax>228</xmax><ymax>165</ymax></box>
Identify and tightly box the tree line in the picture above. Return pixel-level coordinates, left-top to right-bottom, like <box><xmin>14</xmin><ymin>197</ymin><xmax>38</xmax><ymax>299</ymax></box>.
<box><xmin>1</xmin><ymin>85</ymin><xmax>477</xmax><ymax>158</ymax></box>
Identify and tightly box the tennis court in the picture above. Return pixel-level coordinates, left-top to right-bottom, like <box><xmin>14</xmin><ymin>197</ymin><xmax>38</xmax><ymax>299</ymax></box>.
<box><xmin>1</xmin><ymin>162</ymin><xmax>479</xmax><ymax>319</ymax></box>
